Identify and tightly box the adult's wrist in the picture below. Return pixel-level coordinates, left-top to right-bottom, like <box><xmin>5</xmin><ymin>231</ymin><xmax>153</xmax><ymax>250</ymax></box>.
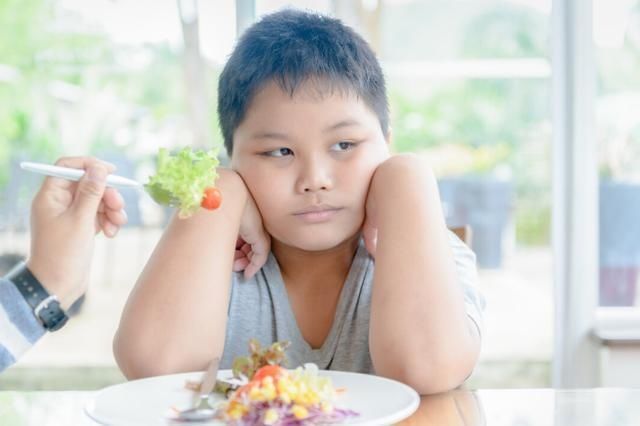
<box><xmin>26</xmin><ymin>258</ymin><xmax>77</xmax><ymax>310</ymax></box>
<box><xmin>5</xmin><ymin>262</ymin><xmax>69</xmax><ymax>331</ymax></box>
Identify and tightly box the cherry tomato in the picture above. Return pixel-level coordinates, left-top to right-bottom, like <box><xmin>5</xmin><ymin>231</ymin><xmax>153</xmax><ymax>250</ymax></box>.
<box><xmin>252</xmin><ymin>365</ymin><xmax>286</xmax><ymax>382</ymax></box>
<box><xmin>201</xmin><ymin>187</ymin><xmax>222</xmax><ymax>210</ymax></box>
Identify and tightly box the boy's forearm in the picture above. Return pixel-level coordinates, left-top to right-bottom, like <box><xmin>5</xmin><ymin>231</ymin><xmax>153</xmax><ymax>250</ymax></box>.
<box><xmin>114</xmin><ymin>169</ymin><xmax>247</xmax><ymax>379</ymax></box>
<box><xmin>368</xmin><ymin>155</ymin><xmax>480</xmax><ymax>394</ymax></box>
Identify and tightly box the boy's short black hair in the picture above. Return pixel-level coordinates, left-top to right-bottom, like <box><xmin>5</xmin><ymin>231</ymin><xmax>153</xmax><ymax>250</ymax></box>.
<box><xmin>218</xmin><ymin>9</ymin><xmax>389</xmax><ymax>156</ymax></box>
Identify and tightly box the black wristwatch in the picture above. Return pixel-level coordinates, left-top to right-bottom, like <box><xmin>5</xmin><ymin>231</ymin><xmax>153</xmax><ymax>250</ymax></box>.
<box><xmin>4</xmin><ymin>262</ymin><xmax>69</xmax><ymax>331</ymax></box>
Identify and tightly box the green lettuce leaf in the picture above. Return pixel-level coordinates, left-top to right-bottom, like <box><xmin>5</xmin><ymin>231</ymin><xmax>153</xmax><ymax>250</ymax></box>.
<box><xmin>145</xmin><ymin>147</ymin><xmax>220</xmax><ymax>218</ymax></box>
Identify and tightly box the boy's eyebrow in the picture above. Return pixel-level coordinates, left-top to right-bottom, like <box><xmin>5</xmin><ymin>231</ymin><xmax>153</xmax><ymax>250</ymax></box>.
<box><xmin>323</xmin><ymin>119</ymin><xmax>361</xmax><ymax>133</ymax></box>
<box><xmin>250</xmin><ymin>119</ymin><xmax>361</xmax><ymax>141</ymax></box>
<box><xmin>251</xmin><ymin>131</ymin><xmax>290</xmax><ymax>141</ymax></box>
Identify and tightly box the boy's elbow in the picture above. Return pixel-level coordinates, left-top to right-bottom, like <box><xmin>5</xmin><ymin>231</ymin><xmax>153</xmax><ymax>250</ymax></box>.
<box><xmin>375</xmin><ymin>345</ymin><xmax>480</xmax><ymax>395</ymax></box>
<box><xmin>113</xmin><ymin>330</ymin><xmax>176</xmax><ymax>380</ymax></box>
<box><xmin>400</xmin><ymin>357</ymin><xmax>477</xmax><ymax>395</ymax></box>
<box><xmin>113</xmin><ymin>330</ymin><xmax>143</xmax><ymax>379</ymax></box>
<box><xmin>113</xmin><ymin>328</ymin><xmax>216</xmax><ymax>380</ymax></box>
<box><xmin>411</xmin><ymin>362</ymin><xmax>476</xmax><ymax>395</ymax></box>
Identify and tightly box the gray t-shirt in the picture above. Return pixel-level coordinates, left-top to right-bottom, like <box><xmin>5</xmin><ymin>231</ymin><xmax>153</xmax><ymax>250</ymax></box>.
<box><xmin>220</xmin><ymin>232</ymin><xmax>484</xmax><ymax>374</ymax></box>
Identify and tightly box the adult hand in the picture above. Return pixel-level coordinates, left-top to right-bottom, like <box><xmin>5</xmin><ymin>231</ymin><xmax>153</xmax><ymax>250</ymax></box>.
<box><xmin>26</xmin><ymin>157</ymin><xmax>128</xmax><ymax>309</ymax></box>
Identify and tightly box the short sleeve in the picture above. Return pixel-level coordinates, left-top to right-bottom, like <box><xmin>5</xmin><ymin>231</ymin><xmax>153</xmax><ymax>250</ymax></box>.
<box><xmin>448</xmin><ymin>231</ymin><xmax>486</xmax><ymax>338</ymax></box>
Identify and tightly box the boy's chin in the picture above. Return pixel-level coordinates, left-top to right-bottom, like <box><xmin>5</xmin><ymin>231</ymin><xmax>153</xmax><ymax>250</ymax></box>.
<box><xmin>280</xmin><ymin>230</ymin><xmax>361</xmax><ymax>252</ymax></box>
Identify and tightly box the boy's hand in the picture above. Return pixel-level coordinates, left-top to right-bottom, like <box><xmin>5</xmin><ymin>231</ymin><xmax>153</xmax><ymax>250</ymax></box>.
<box><xmin>233</xmin><ymin>191</ymin><xmax>271</xmax><ymax>279</ymax></box>
<box><xmin>362</xmin><ymin>190</ymin><xmax>378</xmax><ymax>258</ymax></box>
<box><xmin>362</xmin><ymin>158</ymin><xmax>386</xmax><ymax>258</ymax></box>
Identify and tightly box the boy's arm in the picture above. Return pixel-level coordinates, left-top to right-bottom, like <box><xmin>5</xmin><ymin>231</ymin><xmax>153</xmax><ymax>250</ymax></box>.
<box><xmin>114</xmin><ymin>169</ymin><xmax>251</xmax><ymax>379</ymax></box>
<box><xmin>368</xmin><ymin>154</ymin><xmax>481</xmax><ymax>395</ymax></box>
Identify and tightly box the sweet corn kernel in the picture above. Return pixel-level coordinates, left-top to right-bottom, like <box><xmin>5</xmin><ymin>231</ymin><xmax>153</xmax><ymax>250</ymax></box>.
<box><xmin>263</xmin><ymin>408</ymin><xmax>279</xmax><ymax>425</ymax></box>
<box><xmin>279</xmin><ymin>392</ymin><xmax>292</xmax><ymax>404</ymax></box>
<box><xmin>261</xmin><ymin>383</ymin><xmax>277</xmax><ymax>401</ymax></box>
<box><xmin>249</xmin><ymin>386</ymin><xmax>262</xmax><ymax>401</ymax></box>
<box><xmin>292</xmin><ymin>404</ymin><xmax>309</xmax><ymax>420</ymax></box>
<box><xmin>227</xmin><ymin>402</ymin><xmax>248</xmax><ymax>420</ymax></box>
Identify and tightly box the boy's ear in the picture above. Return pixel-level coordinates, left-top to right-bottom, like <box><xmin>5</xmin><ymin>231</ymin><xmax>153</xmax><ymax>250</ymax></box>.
<box><xmin>385</xmin><ymin>126</ymin><xmax>393</xmax><ymax>147</ymax></box>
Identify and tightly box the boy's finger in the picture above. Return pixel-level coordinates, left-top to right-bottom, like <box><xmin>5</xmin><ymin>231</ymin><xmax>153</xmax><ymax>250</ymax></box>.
<box><xmin>362</xmin><ymin>215</ymin><xmax>377</xmax><ymax>258</ymax></box>
<box><xmin>364</xmin><ymin>229</ymin><xmax>377</xmax><ymax>258</ymax></box>
<box><xmin>245</xmin><ymin>248</ymin><xmax>269</xmax><ymax>279</ymax></box>
<box><xmin>244</xmin><ymin>264</ymin><xmax>258</xmax><ymax>279</ymax></box>
<box><xmin>235</xmin><ymin>237</ymin><xmax>246</xmax><ymax>250</ymax></box>
<box><xmin>234</xmin><ymin>257</ymin><xmax>249</xmax><ymax>272</ymax></box>
<box><xmin>245</xmin><ymin>257</ymin><xmax>265</xmax><ymax>279</ymax></box>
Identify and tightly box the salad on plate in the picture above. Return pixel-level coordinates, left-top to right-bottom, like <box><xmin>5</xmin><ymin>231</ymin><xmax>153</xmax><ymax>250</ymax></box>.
<box><xmin>179</xmin><ymin>340</ymin><xmax>359</xmax><ymax>425</ymax></box>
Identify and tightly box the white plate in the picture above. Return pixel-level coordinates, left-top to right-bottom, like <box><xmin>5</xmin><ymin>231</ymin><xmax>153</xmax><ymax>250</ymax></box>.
<box><xmin>85</xmin><ymin>369</ymin><xmax>420</xmax><ymax>425</ymax></box>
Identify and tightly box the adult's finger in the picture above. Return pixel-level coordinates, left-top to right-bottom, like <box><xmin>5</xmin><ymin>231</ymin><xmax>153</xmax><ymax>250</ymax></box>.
<box><xmin>103</xmin><ymin>188</ymin><xmax>124</xmax><ymax>211</ymax></box>
<box><xmin>71</xmin><ymin>163</ymin><xmax>108</xmax><ymax>218</ymax></box>
<box><xmin>40</xmin><ymin>157</ymin><xmax>115</xmax><ymax>192</ymax></box>
<box><xmin>99</xmin><ymin>213</ymin><xmax>119</xmax><ymax>238</ymax></box>
<box><xmin>55</xmin><ymin>156</ymin><xmax>116</xmax><ymax>172</ymax></box>
<box><xmin>105</xmin><ymin>207</ymin><xmax>127</xmax><ymax>227</ymax></box>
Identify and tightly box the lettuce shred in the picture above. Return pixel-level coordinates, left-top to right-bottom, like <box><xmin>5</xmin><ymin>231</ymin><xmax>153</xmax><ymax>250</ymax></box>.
<box><xmin>145</xmin><ymin>147</ymin><xmax>219</xmax><ymax>218</ymax></box>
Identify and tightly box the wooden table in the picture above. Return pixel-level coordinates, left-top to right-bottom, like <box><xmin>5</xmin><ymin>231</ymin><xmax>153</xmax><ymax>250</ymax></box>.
<box><xmin>2</xmin><ymin>388</ymin><xmax>639</xmax><ymax>425</ymax></box>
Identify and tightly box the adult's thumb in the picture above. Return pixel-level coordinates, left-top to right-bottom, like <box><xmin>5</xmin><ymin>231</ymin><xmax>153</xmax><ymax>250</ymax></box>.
<box><xmin>73</xmin><ymin>164</ymin><xmax>107</xmax><ymax>215</ymax></box>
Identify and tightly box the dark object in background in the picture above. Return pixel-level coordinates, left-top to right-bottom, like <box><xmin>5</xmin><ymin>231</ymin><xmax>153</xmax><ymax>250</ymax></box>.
<box><xmin>439</xmin><ymin>177</ymin><xmax>513</xmax><ymax>269</ymax></box>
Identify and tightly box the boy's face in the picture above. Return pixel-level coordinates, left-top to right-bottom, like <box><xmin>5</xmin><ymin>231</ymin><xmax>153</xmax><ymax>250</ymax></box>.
<box><xmin>231</xmin><ymin>80</ymin><xmax>390</xmax><ymax>252</ymax></box>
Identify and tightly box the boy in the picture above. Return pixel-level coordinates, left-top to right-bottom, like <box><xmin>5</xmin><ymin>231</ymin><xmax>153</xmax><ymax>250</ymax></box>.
<box><xmin>114</xmin><ymin>9</ymin><xmax>483</xmax><ymax>394</ymax></box>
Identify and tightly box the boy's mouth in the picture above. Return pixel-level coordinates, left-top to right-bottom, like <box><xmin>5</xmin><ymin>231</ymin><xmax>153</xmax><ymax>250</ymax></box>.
<box><xmin>293</xmin><ymin>204</ymin><xmax>343</xmax><ymax>223</ymax></box>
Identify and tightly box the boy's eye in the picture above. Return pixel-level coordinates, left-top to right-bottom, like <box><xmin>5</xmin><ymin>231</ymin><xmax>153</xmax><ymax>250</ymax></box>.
<box><xmin>330</xmin><ymin>141</ymin><xmax>356</xmax><ymax>152</ymax></box>
<box><xmin>263</xmin><ymin>147</ymin><xmax>294</xmax><ymax>157</ymax></box>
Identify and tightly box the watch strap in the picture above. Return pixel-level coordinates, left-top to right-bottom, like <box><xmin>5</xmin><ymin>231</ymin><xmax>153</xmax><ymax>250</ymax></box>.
<box><xmin>5</xmin><ymin>262</ymin><xmax>69</xmax><ymax>331</ymax></box>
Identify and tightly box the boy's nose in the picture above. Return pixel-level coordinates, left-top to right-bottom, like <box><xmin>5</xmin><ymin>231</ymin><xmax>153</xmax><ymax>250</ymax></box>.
<box><xmin>304</xmin><ymin>185</ymin><xmax>327</xmax><ymax>192</ymax></box>
<box><xmin>296</xmin><ymin>162</ymin><xmax>333</xmax><ymax>193</ymax></box>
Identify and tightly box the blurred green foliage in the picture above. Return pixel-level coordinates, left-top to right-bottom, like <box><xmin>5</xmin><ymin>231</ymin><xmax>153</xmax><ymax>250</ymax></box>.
<box><xmin>7</xmin><ymin>2</ymin><xmax>636</xmax><ymax>245</ymax></box>
<box><xmin>388</xmin><ymin>4</ymin><xmax>551</xmax><ymax>245</ymax></box>
<box><xmin>0</xmin><ymin>0</ymin><xmax>226</xmax><ymax>193</ymax></box>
